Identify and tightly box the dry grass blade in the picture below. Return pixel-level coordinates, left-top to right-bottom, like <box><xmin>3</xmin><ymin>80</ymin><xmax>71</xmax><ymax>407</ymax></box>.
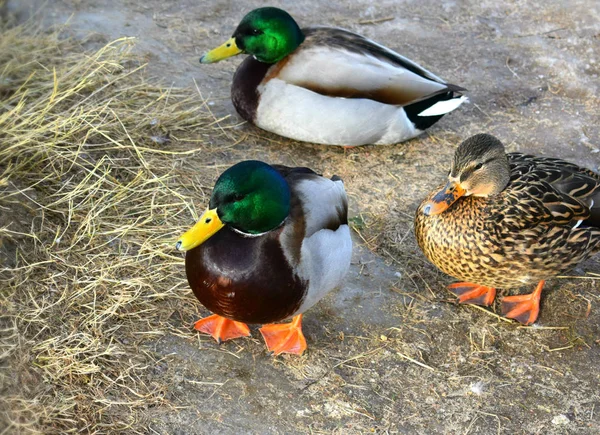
<box><xmin>0</xmin><ymin>20</ymin><xmax>227</xmax><ymax>433</ymax></box>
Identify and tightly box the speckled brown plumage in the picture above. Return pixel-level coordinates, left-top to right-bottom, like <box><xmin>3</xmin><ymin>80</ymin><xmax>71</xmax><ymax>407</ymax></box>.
<box><xmin>415</xmin><ymin>152</ymin><xmax>600</xmax><ymax>290</ymax></box>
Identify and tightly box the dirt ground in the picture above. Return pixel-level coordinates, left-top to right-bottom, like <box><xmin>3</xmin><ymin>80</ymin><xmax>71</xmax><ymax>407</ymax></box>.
<box><xmin>3</xmin><ymin>0</ymin><xmax>600</xmax><ymax>433</ymax></box>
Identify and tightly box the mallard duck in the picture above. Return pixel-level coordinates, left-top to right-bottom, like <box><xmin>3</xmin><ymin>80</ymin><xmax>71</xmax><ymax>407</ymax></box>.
<box><xmin>176</xmin><ymin>161</ymin><xmax>352</xmax><ymax>355</ymax></box>
<box><xmin>199</xmin><ymin>7</ymin><xmax>467</xmax><ymax>146</ymax></box>
<box><xmin>415</xmin><ymin>134</ymin><xmax>600</xmax><ymax>324</ymax></box>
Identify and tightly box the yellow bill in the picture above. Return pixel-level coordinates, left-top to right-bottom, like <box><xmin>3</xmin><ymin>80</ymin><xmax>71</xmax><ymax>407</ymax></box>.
<box><xmin>200</xmin><ymin>37</ymin><xmax>242</xmax><ymax>64</ymax></box>
<box><xmin>176</xmin><ymin>208</ymin><xmax>224</xmax><ymax>251</ymax></box>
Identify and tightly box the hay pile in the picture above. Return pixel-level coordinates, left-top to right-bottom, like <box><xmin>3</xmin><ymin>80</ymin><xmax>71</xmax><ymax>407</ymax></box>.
<box><xmin>0</xmin><ymin>21</ymin><xmax>226</xmax><ymax>433</ymax></box>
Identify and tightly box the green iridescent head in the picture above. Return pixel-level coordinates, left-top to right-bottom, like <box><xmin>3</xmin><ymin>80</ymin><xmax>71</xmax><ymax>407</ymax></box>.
<box><xmin>176</xmin><ymin>161</ymin><xmax>290</xmax><ymax>251</ymax></box>
<box><xmin>210</xmin><ymin>160</ymin><xmax>290</xmax><ymax>234</ymax></box>
<box><xmin>200</xmin><ymin>7</ymin><xmax>305</xmax><ymax>64</ymax></box>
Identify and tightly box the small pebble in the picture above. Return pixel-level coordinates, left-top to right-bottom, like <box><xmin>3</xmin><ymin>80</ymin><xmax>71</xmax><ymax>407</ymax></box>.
<box><xmin>551</xmin><ymin>414</ymin><xmax>570</xmax><ymax>425</ymax></box>
<box><xmin>470</xmin><ymin>381</ymin><xmax>484</xmax><ymax>395</ymax></box>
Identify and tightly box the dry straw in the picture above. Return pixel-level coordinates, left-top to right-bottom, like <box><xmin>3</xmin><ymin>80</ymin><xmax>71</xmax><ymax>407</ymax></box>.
<box><xmin>0</xmin><ymin>19</ymin><xmax>226</xmax><ymax>433</ymax></box>
<box><xmin>2</xmin><ymin>7</ymin><xmax>599</xmax><ymax>435</ymax></box>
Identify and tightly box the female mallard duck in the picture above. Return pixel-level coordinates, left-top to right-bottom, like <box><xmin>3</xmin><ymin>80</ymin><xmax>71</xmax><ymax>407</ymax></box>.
<box><xmin>176</xmin><ymin>161</ymin><xmax>352</xmax><ymax>355</ymax></box>
<box><xmin>200</xmin><ymin>7</ymin><xmax>467</xmax><ymax>146</ymax></box>
<box><xmin>415</xmin><ymin>134</ymin><xmax>600</xmax><ymax>324</ymax></box>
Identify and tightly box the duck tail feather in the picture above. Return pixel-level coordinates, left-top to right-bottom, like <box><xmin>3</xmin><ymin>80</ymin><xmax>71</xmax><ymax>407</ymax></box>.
<box><xmin>418</xmin><ymin>95</ymin><xmax>469</xmax><ymax>117</ymax></box>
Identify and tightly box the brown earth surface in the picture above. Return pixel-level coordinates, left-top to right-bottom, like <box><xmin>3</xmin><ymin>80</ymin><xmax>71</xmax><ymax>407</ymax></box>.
<box><xmin>2</xmin><ymin>0</ymin><xmax>600</xmax><ymax>433</ymax></box>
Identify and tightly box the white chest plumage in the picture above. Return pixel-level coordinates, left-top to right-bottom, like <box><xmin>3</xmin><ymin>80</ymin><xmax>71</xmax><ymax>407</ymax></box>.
<box><xmin>252</xmin><ymin>39</ymin><xmax>466</xmax><ymax>146</ymax></box>
<box><xmin>256</xmin><ymin>78</ymin><xmax>419</xmax><ymax>146</ymax></box>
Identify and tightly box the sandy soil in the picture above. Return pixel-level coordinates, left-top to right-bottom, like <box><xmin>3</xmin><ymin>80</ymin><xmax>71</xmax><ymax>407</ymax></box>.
<box><xmin>4</xmin><ymin>0</ymin><xmax>600</xmax><ymax>433</ymax></box>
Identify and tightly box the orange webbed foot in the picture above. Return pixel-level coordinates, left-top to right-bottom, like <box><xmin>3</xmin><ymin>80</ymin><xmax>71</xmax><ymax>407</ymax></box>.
<box><xmin>259</xmin><ymin>314</ymin><xmax>307</xmax><ymax>356</ymax></box>
<box><xmin>194</xmin><ymin>314</ymin><xmax>250</xmax><ymax>343</ymax></box>
<box><xmin>448</xmin><ymin>282</ymin><xmax>497</xmax><ymax>306</ymax></box>
<box><xmin>501</xmin><ymin>280</ymin><xmax>544</xmax><ymax>325</ymax></box>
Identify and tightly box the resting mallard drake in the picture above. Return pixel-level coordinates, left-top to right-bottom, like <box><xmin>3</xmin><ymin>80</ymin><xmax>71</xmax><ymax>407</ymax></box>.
<box><xmin>415</xmin><ymin>134</ymin><xmax>600</xmax><ymax>324</ymax></box>
<box><xmin>199</xmin><ymin>7</ymin><xmax>467</xmax><ymax>146</ymax></box>
<box><xmin>176</xmin><ymin>161</ymin><xmax>352</xmax><ymax>355</ymax></box>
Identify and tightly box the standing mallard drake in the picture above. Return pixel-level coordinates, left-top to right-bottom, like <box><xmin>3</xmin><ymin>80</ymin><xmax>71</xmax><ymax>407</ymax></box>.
<box><xmin>415</xmin><ymin>134</ymin><xmax>600</xmax><ymax>324</ymax></box>
<box><xmin>200</xmin><ymin>7</ymin><xmax>467</xmax><ymax>146</ymax></box>
<box><xmin>176</xmin><ymin>161</ymin><xmax>352</xmax><ymax>355</ymax></box>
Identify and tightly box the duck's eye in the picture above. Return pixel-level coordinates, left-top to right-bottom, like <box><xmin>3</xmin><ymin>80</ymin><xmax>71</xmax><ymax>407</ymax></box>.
<box><xmin>474</xmin><ymin>163</ymin><xmax>484</xmax><ymax>171</ymax></box>
<box><xmin>233</xmin><ymin>193</ymin><xmax>245</xmax><ymax>201</ymax></box>
<box><xmin>251</xmin><ymin>28</ymin><xmax>262</xmax><ymax>36</ymax></box>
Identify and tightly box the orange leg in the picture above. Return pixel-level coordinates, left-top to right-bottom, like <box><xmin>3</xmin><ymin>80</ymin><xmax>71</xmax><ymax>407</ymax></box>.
<box><xmin>194</xmin><ymin>314</ymin><xmax>250</xmax><ymax>343</ymax></box>
<box><xmin>501</xmin><ymin>280</ymin><xmax>544</xmax><ymax>325</ymax></box>
<box><xmin>448</xmin><ymin>282</ymin><xmax>497</xmax><ymax>306</ymax></box>
<box><xmin>259</xmin><ymin>314</ymin><xmax>307</xmax><ymax>356</ymax></box>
